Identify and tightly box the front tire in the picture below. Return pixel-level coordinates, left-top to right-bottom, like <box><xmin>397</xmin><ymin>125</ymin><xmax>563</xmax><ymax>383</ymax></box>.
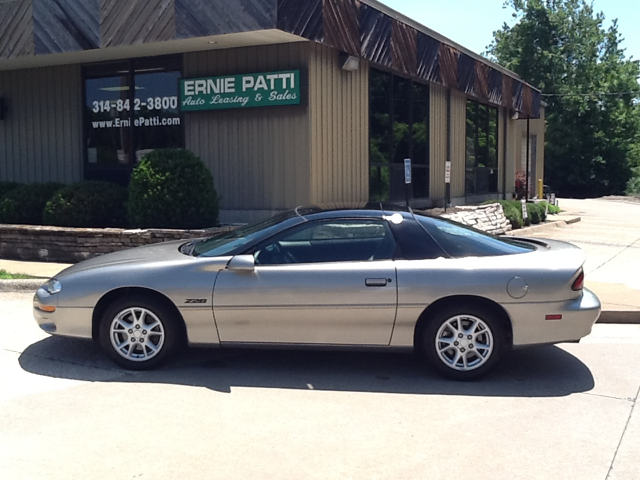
<box><xmin>422</xmin><ymin>305</ymin><xmax>506</xmax><ymax>380</ymax></box>
<box><xmin>98</xmin><ymin>297</ymin><xmax>183</xmax><ymax>370</ymax></box>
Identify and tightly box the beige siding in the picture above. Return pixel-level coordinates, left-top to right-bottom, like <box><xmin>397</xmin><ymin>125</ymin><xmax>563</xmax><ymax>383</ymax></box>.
<box><xmin>308</xmin><ymin>44</ymin><xmax>368</xmax><ymax>204</ymax></box>
<box><xmin>429</xmin><ymin>84</ymin><xmax>447</xmax><ymax>202</ymax></box>
<box><xmin>184</xmin><ymin>43</ymin><xmax>312</xmax><ymax>213</ymax></box>
<box><xmin>0</xmin><ymin>64</ymin><xmax>83</xmax><ymax>184</ymax></box>
<box><xmin>497</xmin><ymin>107</ymin><xmax>507</xmax><ymax>197</ymax></box>
<box><xmin>505</xmin><ymin>114</ymin><xmax>518</xmax><ymax>198</ymax></box>
<box><xmin>533</xmin><ymin>107</ymin><xmax>546</xmax><ymax>192</ymax></box>
<box><xmin>449</xmin><ymin>90</ymin><xmax>467</xmax><ymax>199</ymax></box>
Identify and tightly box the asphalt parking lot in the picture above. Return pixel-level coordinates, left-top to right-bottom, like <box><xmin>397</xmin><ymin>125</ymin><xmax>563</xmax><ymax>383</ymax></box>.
<box><xmin>1</xmin><ymin>290</ymin><xmax>639</xmax><ymax>480</ymax></box>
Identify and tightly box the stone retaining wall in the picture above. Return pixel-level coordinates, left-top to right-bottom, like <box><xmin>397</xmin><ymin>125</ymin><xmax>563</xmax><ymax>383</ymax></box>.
<box><xmin>0</xmin><ymin>203</ymin><xmax>511</xmax><ymax>264</ymax></box>
<box><xmin>0</xmin><ymin>225</ymin><xmax>235</xmax><ymax>263</ymax></box>
<box><xmin>439</xmin><ymin>203</ymin><xmax>512</xmax><ymax>235</ymax></box>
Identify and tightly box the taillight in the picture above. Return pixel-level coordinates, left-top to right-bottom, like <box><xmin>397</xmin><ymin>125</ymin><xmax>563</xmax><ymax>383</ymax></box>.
<box><xmin>572</xmin><ymin>269</ymin><xmax>584</xmax><ymax>291</ymax></box>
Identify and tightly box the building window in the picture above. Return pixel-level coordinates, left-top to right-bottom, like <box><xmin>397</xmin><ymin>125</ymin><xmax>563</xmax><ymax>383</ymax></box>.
<box><xmin>465</xmin><ymin>100</ymin><xmax>498</xmax><ymax>196</ymax></box>
<box><xmin>369</xmin><ymin>69</ymin><xmax>429</xmax><ymax>202</ymax></box>
<box><xmin>83</xmin><ymin>56</ymin><xmax>184</xmax><ymax>184</ymax></box>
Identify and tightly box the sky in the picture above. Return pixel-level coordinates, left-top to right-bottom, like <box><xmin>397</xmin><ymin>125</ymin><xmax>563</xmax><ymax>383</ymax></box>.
<box><xmin>379</xmin><ymin>0</ymin><xmax>640</xmax><ymax>62</ymax></box>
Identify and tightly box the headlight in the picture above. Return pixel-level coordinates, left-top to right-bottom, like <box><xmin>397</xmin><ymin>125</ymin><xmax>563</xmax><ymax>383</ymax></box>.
<box><xmin>42</xmin><ymin>279</ymin><xmax>62</xmax><ymax>295</ymax></box>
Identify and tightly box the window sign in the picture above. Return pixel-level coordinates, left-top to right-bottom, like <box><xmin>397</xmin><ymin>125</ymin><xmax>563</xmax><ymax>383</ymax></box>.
<box><xmin>84</xmin><ymin>57</ymin><xmax>184</xmax><ymax>183</ymax></box>
<box><xmin>180</xmin><ymin>70</ymin><xmax>301</xmax><ymax>111</ymax></box>
<box><xmin>133</xmin><ymin>71</ymin><xmax>183</xmax><ymax>161</ymax></box>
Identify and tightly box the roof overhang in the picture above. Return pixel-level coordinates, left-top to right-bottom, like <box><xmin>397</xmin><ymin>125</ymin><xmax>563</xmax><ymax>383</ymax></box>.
<box><xmin>0</xmin><ymin>0</ymin><xmax>540</xmax><ymax>117</ymax></box>
<box><xmin>0</xmin><ymin>30</ymin><xmax>304</xmax><ymax>71</ymax></box>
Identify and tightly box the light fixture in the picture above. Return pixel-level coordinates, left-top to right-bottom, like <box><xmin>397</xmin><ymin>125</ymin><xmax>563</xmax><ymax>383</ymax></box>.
<box><xmin>339</xmin><ymin>53</ymin><xmax>360</xmax><ymax>72</ymax></box>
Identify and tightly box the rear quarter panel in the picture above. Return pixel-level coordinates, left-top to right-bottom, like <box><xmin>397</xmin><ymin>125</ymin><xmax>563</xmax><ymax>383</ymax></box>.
<box><xmin>390</xmin><ymin>246</ymin><xmax>586</xmax><ymax>346</ymax></box>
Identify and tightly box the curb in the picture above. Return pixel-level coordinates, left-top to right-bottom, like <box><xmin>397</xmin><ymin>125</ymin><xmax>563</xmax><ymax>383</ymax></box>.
<box><xmin>597</xmin><ymin>311</ymin><xmax>640</xmax><ymax>325</ymax></box>
<box><xmin>505</xmin><ymin>216</ymin><xmax>581</xmax><ymax>236</ymax></box>
<box><xmin>0</xmin><ymin>279</ymin><xmax>43</xmax><ymax>293</ymax></box>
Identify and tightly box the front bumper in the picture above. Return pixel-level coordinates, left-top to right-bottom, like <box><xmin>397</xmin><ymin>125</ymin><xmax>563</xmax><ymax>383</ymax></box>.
<box><xmin>33</xmin><ymin>288</ymin><xmax>93</xmax><ymax>339</ymax></box>
<box><xmin>505</xmin><ymin>287</ymin><xmax>601</xmax><ymax>346</ymax></box>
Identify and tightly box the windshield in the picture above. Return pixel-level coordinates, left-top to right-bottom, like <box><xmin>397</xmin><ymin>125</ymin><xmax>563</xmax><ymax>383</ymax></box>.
<box><xmin>190</xmin><ymin>211</ymin><xmax>304</xmax><ymax>257</ymax></box>
<box><xmin>415</xmin><ymin>215</ymin><xmax>536</xmax><ymax>258</ymax></box>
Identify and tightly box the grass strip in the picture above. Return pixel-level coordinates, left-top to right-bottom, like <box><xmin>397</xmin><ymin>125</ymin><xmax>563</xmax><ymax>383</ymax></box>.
<box><xmin>0</xmin><ymin>269</ymin><xmax>39</xmax><ymax>280</ymax></box>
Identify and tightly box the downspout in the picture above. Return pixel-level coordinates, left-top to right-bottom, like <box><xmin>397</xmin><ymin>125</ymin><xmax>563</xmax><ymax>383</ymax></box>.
<box><xmin>525</xmin><ymin>116</ymin><xmax>530</xmax><ymax>201</ymax></box>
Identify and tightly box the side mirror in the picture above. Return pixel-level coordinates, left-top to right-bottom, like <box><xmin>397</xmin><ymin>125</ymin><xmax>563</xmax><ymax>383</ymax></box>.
<box><xmin>227</xmin><ymin>254</ymin><xmax>255</xmax><ymax>272</ymax></box>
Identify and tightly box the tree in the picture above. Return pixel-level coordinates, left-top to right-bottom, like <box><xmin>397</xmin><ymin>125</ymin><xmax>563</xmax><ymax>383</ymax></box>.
<box><xmin>488</xmin><ymin>0</ymin><xmax>640</xmax><ymax>197</ymax></box>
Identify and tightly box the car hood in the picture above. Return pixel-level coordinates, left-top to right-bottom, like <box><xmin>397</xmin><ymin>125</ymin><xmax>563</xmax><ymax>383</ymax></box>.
<box><xmin>54</xmin><ymin>239</ymin><xmax>196</xmax><ymax>279</ymax></box>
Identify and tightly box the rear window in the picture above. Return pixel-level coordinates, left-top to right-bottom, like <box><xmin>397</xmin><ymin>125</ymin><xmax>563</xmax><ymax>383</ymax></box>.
<box><xmin>415</xmin><ymin>215</ymin><xmax>536</xmax><ymax>258</ymax></box>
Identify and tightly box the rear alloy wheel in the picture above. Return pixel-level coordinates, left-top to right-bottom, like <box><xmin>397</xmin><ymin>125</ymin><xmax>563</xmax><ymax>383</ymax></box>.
<box><xmin>423</xmin><ymin>306</ymin><xmax>506</xmax><ymax>380</ymax></box>
<box><xmin>99</xmin><ymin>298</ymin><xmax>182</xmax><ymax>370</ymax></box>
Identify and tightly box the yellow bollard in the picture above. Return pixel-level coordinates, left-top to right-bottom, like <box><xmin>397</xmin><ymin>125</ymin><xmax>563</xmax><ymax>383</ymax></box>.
<box><xmin>538</xmin><ymin>179</ymin><xmax>543</xmax><ymax>199</ymax></box>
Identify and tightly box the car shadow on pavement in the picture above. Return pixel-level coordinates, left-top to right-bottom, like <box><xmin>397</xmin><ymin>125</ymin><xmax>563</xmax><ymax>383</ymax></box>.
<box><xmin>18</xmin><ymin>336</ymin><xmax>595</xmax><ymax>397</ymax></box>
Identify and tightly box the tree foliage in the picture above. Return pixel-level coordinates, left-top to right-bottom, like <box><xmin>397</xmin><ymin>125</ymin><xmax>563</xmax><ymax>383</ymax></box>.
<box><xmin>489</xmin><ymin>0</ymin><xmax>640</xmax><ymax>197</ymax></box>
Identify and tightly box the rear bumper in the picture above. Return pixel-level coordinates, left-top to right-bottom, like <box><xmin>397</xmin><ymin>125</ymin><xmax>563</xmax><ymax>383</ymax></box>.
<box><xmin>505</xmin><ymin>287</ymin><xmax>601</xmax><ymax>346</ymax></box>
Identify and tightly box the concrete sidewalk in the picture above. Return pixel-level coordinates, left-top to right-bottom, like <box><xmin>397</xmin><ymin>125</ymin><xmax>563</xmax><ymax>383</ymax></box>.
<box><xmin>0</xmin><ymin>259</ymin><xmax>71</xmax><ymax>278</ymax></box>
<box><xmin>0</xmin><ymin>259</ymin><xmax>71</xmax><ymax>292</ymax></box>
<box><xmin>1</xmin><ymin>199</ymin><xmax>638</xmax><ymax>323</ymax></box>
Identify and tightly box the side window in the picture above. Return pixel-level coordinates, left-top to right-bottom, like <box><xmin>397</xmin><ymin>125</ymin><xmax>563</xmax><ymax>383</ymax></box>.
<box><xmin>254</xmin><ymin>220</ymin><xmax>395</xmax><ymax>265</ymax></box>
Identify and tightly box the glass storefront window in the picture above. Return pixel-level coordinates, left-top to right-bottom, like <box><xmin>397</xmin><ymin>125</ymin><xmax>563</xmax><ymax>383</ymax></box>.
<box><xmin>466</xmin><ymin>99</ymin><xmax>498</xmax><ymax>196</ymax></box>
<box><xmin>369</xmin><ymin>69</ymin><xmax>430</xmax><ymax>203</ymax></box>
<box><xmin>84</xmin><ymin>56</ymin><xmax>184</xmax><ymax>183</ymax></box>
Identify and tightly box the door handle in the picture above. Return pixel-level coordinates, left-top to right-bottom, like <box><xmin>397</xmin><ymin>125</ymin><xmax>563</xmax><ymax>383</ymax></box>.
<box><xmin>365</xmin><ymin>278</ymin><xmax>388</xmax><ymax>287</ymax></box>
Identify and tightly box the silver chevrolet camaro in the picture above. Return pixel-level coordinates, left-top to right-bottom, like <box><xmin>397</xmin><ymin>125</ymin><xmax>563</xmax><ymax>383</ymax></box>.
<box><xmin>33</xmin><ymin>206</ymin><xmax>601</xmax><ymax>380</ymax></box>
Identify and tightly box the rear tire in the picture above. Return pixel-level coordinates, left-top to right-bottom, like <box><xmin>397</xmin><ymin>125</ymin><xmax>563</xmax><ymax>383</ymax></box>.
<box><xmin>421</xmin><ymin>304</ymin><xmax>506</xmax><ymax>380</ymax></box>
<box><xmin>98</xmin><ymin>297</ymin><xmax>183</xmax><ymax>370</ymax></box>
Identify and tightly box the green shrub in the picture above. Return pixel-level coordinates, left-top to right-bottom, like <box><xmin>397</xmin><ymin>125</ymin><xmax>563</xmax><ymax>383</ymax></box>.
<box><xmin>0</xmin><ymin>181</ymin><xmax>21</xmax><ymax>200</ymax></box>
<box><xmin>44</xmin><ymin>181</ymin><xmax>128</xmax><ymax>227</ymax></box>
<box><xmin>527</xmin><ymin>202</ymin><xmax>542</xmax><ymax>224</ymax></box>
<box><xmin>503</xmin><ymin>202</ymin><xmax>524</xmax><ymax>229</ymax></box>
<box><xmin>540</xmin><ymin>203</ymin><xmax>548</xmax><ymax>222</ymax></box>
<box><xmin>548</xmin><ymin>203</ymin><xmax>561</xmax><ymax>215</ymax></box>
<box><xmin>128</xmin><ymin>149</ymin><xmax>219</xmax><ymax>229</ymax></box>
<box><xmin>538</xmin><ymin>201</ymin><xmax>560</xmax><ymax>220</ymax></box>
<box><xmin>0</xmin><ymin>182</ymin><xmax>64</xmax><ymax>225</ymax></box>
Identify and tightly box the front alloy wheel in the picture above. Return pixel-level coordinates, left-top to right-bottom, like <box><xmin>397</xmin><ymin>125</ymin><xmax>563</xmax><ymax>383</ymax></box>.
<box><xmin>99</xmin><ymin>298</ymin><xmax>182</xmax><ymax>370</ymax></box>
<box><xmin>109</xmin><ymin>307</ymin><xmax>165</xmax><ymax>362</ymax></box>
<box><xmin>423</xmin><ymin>305</ymin><xmax>506</xmax><ymax>380</ymax></box>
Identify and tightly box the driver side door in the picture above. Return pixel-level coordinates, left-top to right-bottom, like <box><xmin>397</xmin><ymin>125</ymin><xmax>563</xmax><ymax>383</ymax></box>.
<box><xmin>212</xmin><ymin>218</ymin><xmax>398</xmax><ymax>345</ymax></box>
